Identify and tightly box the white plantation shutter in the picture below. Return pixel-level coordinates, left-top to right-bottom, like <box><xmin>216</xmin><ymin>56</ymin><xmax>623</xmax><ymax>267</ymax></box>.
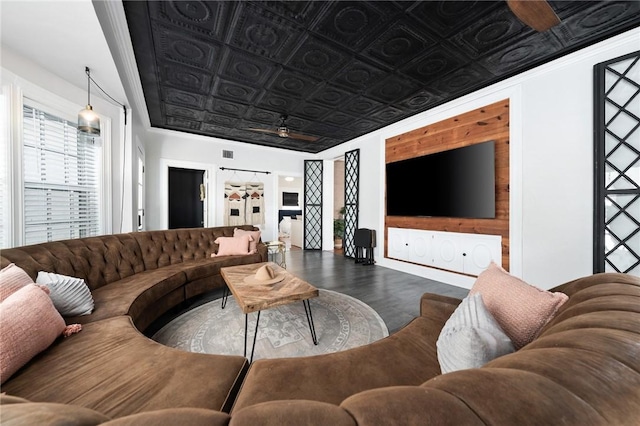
<box><xmin>22</xmin><ymin>104</ymin><xmax>101</xmax><ymax>244</ymax></box>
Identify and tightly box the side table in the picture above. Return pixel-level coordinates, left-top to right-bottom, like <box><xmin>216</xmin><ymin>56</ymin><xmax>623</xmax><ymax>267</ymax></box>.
<box><xmin>265</xmin><ymin>241</ymin><xmax>286</xmax><ymax>268</ymax></box>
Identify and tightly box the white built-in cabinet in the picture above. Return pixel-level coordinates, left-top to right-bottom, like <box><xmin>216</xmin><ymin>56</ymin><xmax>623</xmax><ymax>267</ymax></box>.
<box><xmin>387</xmin><ymin>228</ymin><xmax>502</xmax><ymax>276</ymax></box>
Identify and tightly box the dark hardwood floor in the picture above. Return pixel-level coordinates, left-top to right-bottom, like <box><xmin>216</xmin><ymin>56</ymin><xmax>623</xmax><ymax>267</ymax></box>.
<box><xmin>145</xmin><ymin>250</ymin><xmax>468</xmax><ymax>337</ymax></box>
<box><xmin>286</xmin><ymin>250</ymin><xmax>468</xmax><ymax>333</ymax></box>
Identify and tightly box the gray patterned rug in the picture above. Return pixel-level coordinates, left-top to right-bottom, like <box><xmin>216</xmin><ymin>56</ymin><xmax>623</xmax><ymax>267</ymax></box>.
<box><xmin>153</xmin><ymin>289</ymin><xmax>388</xmax><ymax>361</ymax></box>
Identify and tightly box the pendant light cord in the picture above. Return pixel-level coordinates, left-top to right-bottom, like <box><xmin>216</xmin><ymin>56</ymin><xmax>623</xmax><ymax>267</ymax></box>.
<box><xmin>86</xmin><ymin>67</ymin><xmax>91</xmax><ymax>106</ymax></box>
<box><xmin>84</xmin><ymin>66</ymin><xmax>129</xmax><ymax>233</ymax></box>
<box><xmin>85</xmin><ymin>67</ymin><xmax>127</xmax><ymax>125</ymax></box>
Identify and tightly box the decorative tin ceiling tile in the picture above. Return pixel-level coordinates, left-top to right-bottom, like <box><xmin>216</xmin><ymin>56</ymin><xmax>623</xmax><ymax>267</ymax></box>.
<box><xmin>208</xmin><ymin>99</ymin><xmax>249</xmax><ymax>118</ymax></box>
<box><xmin>212</xmin><ymin>77</ymin><xmax>260</xmax><ymax>103</ymax></box>
<box><xmin>203</xmin><ymin>112</ymin><xmax>239</xmax><ymax>127</ymax></box>
<box><xmin>408</xmin><ymin>1</ymin><xmax>502</xmax><ymax>38</ymax></box>
<box><xmin>245</xmin><ymin>107</ymin><xmax>282</xmax><ymax>124</ymax></box>
<box><xmin>311</xmin><ymin>2</ymin><xmax>395</xmax><ymax>51</ymax></box>
<box><xmin>148</xmin><ymin>1</ymin><xmax>232</xmax><ymax>39</ymax></box>
<box><xmin>153</xmin><ymin>24</ymin><xmax>221</xmax><ymax>70</ymax></box>
<box><xmin>257</xmin><ymin>92</ymin><xmax>300</xmax><ymax>113</ymax></box>
<box><xmin>161</xmin><ymin>64</ymin><xmax>213</xmax><ymax>93</ymax></box>
<box><xmin>332</xmin><ymin>59</ymin><xmax>386</xmax><ymax>91</ymax></box>
<box><xmin>219</xmin><ymin>48</ymin><xmax>276</xmax><ymax>87</ymax></box>
<box><xmin>480</xmin><ymin>32</ymin><xmax>563</xmax><ymax>74</ymax></box>
<box><xmin>122</xmin><ymin>0</ymin><xmax>640</xmax><ymax>153</ymax></box>
<box><xmin>370</xmin><ymin>105</ymin><xmax>406</xmax><ymax>122</ymax></box>
<box><xmin>165</xmin><ymin>105</ymin><xmax>204</xmax><ymax>121</ymax></box>
<box><xmin>552</xmin><ymin>1</ymin><xmax>640</xmax><ymax>44</ymax></box>
<box><xmin>363</xmin><ymin>21</ymin><xmax>437</xmax><ymax>68</ymax></box>
<box><xmin>294</xmin><ymin>102</ymin><xmax>332</xmax><ymax>121</ymax></box>
<box><xmin>166</xmin><ymin>116</ymin><xmax>201</xmax><ymax>130</ymax></box>
<box><xmin>306</xmin><ymin>84</ymin><xmax>354</xmax><ymax>109</ymax></box>
<box><xmin>268</xmin><ymin>69</ymin><xmax>321</xmax><ymax>99</ymax></box>
<box><xmin>341</xmin><ymin>96</ymin><xmax>385</xmax><ymax>116</ymax></box>
<box><xmin>162</xmin><ymin>87</ymin><xmax>206</xmax><ymax>109</ymax></box>
<box><xmin>286</xmin><ymin>35</ymin><xmax>349</xmax><ymax>80</ymax></box>
<box><xmin>399</xmin><ymin>90</ymin><xmax>444</xmax><ymax>112</ymax></box>
<box><xmin>452</xmin><ymin>7</ymin><xmax>531</xmax><ymax>58</ymax></box>
<box><xmin>229</xmin><ymin>2</ymin><xmax>301</xmax><ymax>61</ymax></box>
<box><xmin>323</xmin><ymin>111</ymin><xmax>359</xmax><ymax>127</ymax></box>
<box><xmin>365</xmin><ymin>75</ymin><xmax>422</xmax><ymax>104</ymax></box>
<box><xmin>399</xmin><ymin>46</ymin><xmax>468</xmax><ymax>85</ymax></box>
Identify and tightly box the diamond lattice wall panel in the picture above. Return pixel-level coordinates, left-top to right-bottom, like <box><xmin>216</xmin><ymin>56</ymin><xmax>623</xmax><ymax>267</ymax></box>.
<box><xmin>304</xmin><ymin>160</ymin><xmax>323</xmax><ymax>250</ymax></box>
<box><xmin>595</xmin><ymin>51</ymin><xmax>640</xmax><ymax>276</ymax></box>
<box><xmin>343</xmin><ymin>149</ymin><xmax>360</xmax><ymax>258</ymax></box>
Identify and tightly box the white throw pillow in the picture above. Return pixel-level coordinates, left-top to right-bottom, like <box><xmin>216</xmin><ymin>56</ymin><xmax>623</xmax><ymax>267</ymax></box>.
<box><xmin>436</xmin><ymin>293</ymin><xmax>514</xmax><ymax>374</ymax></box>
<box><xmin>36</xmin><ymin>272</ymin><xmax>94</xmax><ymax>316</ymax></box>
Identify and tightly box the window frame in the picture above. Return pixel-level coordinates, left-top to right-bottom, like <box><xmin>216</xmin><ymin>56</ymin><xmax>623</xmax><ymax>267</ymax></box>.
<box><xmin>2</xmin><ymin>70</ymin><xmax>112</xmax><ymax>248</ymax></box>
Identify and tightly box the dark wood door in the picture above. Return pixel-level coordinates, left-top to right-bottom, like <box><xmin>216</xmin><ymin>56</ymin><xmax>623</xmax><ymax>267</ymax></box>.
<box><xmin>168</xmin><ymin>167</ymin><xmax>204</xmax><ymax>229</ymax></box>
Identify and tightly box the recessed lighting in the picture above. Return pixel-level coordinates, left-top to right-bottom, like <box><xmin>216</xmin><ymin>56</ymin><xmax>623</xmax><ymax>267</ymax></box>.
<box><xmin>284</xmin><ymin>176</ymin><xmax>294</xmax><ymax>182</ymax></box>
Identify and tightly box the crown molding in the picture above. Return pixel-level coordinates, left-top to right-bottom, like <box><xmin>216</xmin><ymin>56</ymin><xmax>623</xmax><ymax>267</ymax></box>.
<box><xmin>92</xmin><ymin>0</ymin><xmax>150</xmax><ymax>130</ymax></box>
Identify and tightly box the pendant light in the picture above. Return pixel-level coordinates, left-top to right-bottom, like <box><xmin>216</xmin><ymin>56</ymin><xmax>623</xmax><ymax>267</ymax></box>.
<box><xmin>78</xmin><ymin>67</ymin><xmax>101</xmax><ymax>136</ymax></box>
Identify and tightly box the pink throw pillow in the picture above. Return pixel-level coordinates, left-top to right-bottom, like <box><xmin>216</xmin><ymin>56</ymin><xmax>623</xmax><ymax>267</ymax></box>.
<box><xmin>0</xmin><ymin>284</ymin><xmax>66</xmax><ymax>383</ymax></box>
<box><xmin>234</xmin><ymin>228</ymin><xmax>262</xmax><ymax>254</ymax></box>
<box><xmin>0</xmin><ymin>264</ymin><xmax>34</xmax><ymax>302</ymax></box>
<box><xmin>211</xmin><ymin>235</ymin><xmax>253</xmax><ymax>257</ymax></box>
<box><xmin>469</xmin><ymin>262</ymin><xmax>568</xmax><ymax>349</ymax></box>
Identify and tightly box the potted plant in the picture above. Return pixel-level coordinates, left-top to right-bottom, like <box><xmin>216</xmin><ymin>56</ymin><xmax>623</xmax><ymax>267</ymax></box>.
<box><xmin>334</xmin><ymin>207</ymin><xmax>345</xmax><ymax>249</ymax></box>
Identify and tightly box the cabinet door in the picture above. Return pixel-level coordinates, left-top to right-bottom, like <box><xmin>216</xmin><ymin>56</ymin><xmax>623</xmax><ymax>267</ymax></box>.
<box><xmin>462</xmin><ymin>234</ymin><xmax>502</xmax><ymax>275</ymax></box>
<box><xmin>408</xmin><ymin>230</ymin><xmax>432</xmax><ymax>265</ymax></box>
<box><xmin>387</xmin><ymin>228</ymin><xmax>409</xmax><ymax>261</ymax></box>
<box><xmin>432</xmin><ymin>232</ymin><xmax>464</xmax><ymax>272</ymax></box>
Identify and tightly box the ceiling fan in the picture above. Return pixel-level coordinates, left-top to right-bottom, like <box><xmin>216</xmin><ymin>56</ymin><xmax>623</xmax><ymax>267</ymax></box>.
<box><xmin>246</xmin><ymin>114</ymin><xmax>319</xmax><ymax>142</ymax></box>
<box><xmin>506</xmin><ymin>0</ymin><xmax>561</xmax><ymax>32</ymax></box>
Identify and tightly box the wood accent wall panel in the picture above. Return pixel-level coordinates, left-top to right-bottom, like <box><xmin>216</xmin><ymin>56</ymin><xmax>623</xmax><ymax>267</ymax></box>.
<box><xmin>385</xmin><ymin>99</ymin><xmax>510</xmax><ymax>270</ymax></box>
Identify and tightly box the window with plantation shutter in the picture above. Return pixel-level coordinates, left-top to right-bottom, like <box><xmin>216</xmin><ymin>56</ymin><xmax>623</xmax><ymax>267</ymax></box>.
<box><xmin>22</xmin><ymin>104</ymin><xmax>102</xmax><ymax>245</ymax></box>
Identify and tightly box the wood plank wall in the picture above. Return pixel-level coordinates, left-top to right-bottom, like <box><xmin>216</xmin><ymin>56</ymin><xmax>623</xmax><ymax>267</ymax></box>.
<box><xmin>385</xmin><ymin>99</ymin><xmax>510</xmax><ymax>270</ymax></box>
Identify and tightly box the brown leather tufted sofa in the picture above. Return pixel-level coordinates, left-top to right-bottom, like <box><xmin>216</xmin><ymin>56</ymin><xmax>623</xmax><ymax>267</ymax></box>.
<box><xmin>0</xmin><ymin>226</ymin><xmax>267</xmax><ymax>419</ymax></box>
<box><xmin>1</xmin><ymin>241</ymin><xmax>639</xmax><ymax>425</ymax></box>
<box><xmin>1</xmin><ymin>225</ymin><xmax>267</xmax><ymax>331</ymax></box>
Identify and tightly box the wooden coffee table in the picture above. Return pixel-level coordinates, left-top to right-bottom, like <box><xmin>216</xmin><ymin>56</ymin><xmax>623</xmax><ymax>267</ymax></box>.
<box><xmin>220</xmin><ymin>262</ymin><xmax>319</xmax><ymax>362</ymax></box>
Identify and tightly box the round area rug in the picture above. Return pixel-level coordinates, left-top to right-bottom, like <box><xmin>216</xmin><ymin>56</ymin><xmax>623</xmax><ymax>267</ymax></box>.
<box><xmin>153</xmin><ymin>289</ymin><xmax>388</xmax><ymax>361</ymax></box>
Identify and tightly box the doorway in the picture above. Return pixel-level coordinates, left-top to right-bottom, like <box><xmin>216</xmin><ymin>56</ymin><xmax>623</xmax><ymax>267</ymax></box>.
<box><xmin>168</xmin><ymin>167</ymin><xmax>205</xmax><ymax>229</ymax></box>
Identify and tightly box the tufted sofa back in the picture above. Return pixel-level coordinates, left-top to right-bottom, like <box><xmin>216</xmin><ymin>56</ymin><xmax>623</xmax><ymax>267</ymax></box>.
<box><xmin>132</xmin><ymin>225</ymin><xmax>258</xmax><ymax>271</ymax></box>
<box><xmin>0</xmin><ymin>226</ymin><xmax>261</xmax><ymax>291</ymax></box>
<box><xmin>0</xmin><ymin>234</ymin><xmax>144</xmax><ymax>290</ymax></box>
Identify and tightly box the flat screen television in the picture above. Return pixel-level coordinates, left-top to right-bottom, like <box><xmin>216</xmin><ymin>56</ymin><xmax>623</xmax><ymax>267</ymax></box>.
<box><xmin>386</xmin><ymin>141</ymin><xmax>495</xmax><ymax>219</ymax></box>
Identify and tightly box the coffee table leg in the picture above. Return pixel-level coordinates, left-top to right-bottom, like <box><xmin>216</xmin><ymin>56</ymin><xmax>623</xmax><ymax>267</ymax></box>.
<box><xmin>221</xmin><ymin>285</ymin><xmax>229</xmax><ymax>309</ymax></box>
<box><xmin>303</xmin><ymin>299</ymin><xmax>318</xmax><ymax>345</ymax></box>
<box><xmin>245</xmin><ymin>311</ymin><xmax>261</xmax><ymax>363</ymax></box>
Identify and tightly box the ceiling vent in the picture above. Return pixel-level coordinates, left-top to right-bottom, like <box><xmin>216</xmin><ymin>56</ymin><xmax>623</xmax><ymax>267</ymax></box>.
<box><xmin>222</xmin><ymin>150</ymin><xmax>233</xmax><ymax>159</ymax></box>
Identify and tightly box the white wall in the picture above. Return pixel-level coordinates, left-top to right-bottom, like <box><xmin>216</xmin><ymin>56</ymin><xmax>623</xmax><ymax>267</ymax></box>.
<box><xmin>1</xmin><ymin>46</ymin><xmax>132</xmax><ymax>236</ymax></box>
<box><xmin>143</xmin><ymin>129</ymin><xmax>309</xmax><ymax>241</ymax></box>
<box><xmin>319</xmin><ymin>28</ymin><xmax>639</xmax><ymax>290</ymax></box>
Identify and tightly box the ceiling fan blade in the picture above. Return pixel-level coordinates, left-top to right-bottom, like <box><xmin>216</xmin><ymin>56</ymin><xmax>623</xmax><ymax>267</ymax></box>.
<box><xmin>246</xmin><ymin>128</ymin><xmax>280</xmax><ymax>135</ymax></box>
<box><xmin>287</xmin><ymin>132</ymin><xmax>319</xmax><ymax>142</ymax></box>
<box><xmin>506</xmin><ymin>0</ymin><xmax>560</xmax><ymax>32</ymax></box>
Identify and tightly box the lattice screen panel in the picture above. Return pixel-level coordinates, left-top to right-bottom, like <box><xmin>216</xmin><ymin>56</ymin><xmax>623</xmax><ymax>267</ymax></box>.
<box><xmin>304</xmin><ymin>160</ymin><xmax>323</xmax><ymax>250</ymax></box>
<box><xmin>594</xmin><ymin>51</ymin><xmax>640</xmax><ymax>276</ymax></box>
<box><xmin>343</xmin><ymin>149</ymin><xmax>360</xmax><ymax>258</ymax></box>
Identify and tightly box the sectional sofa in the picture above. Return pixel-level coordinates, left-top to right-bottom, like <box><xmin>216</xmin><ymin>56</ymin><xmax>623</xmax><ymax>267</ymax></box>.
<box><xmin>1</xmin><ymin>228</ymin><xmax>639</xmax><ymax>425</ymax></box>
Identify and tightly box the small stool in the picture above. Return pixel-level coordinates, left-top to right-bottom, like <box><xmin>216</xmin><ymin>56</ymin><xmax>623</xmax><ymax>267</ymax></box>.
<box><xmin>266</xmin><ymin>241</ymin><xmax>286</xmax><ymax>268</ymax></box>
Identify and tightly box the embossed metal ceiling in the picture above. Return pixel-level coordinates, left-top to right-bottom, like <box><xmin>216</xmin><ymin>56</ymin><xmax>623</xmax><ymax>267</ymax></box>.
<box><xmin>123</xmin><ymin>1</ymin><xmax>640</xmax><ymax>153</ymax></box>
